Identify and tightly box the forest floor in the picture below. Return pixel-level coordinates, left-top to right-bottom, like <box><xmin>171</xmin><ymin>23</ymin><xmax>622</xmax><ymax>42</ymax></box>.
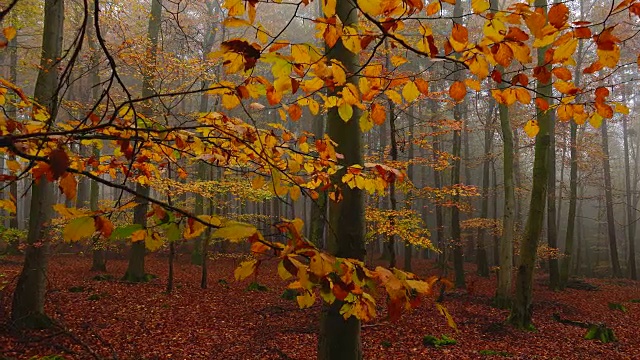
<box><xmin>1</xmin><ymin>253</ymin><xmax>640</xmax><ymax>360</ymax></box>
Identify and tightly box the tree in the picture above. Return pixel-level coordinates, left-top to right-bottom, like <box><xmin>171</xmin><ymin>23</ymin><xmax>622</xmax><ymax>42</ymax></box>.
<box><xmin>124</xmin><ymin>0</ymin><xmax>163</xmax><ymax>282</ymax></box>
<box><xmin>11</xmin><ymin>0</ymin><xmax>64</xmax><ymax>329</ymax></box>
<box><xmin>317</xmin><ymin>1</ymin><xmax>365</xmax><ymax>358</ymax></box>
<box><xmin>509</xmin><ymin>0</ymin><xmax>553</xmax><ymax>329</ymax></box>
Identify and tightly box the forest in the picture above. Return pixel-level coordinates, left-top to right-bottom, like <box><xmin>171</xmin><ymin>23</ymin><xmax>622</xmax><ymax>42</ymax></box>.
<box><xmin>1</xmin><ymin>0</ymin><xmax>640</xmax><ymax>358</ymax></box>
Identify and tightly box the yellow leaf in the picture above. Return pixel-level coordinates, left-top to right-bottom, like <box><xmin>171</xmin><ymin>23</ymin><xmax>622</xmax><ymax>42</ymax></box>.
<box><xmin>63</xmin><ymin>217</ymin><xmax>96</xmax><ymax>242</ymax></box>
<box><xmin>385</xmin><ymin>89</ymin><xmax>402</xmax><ymax>104</ymax></box>
<box><xmin>426</xmin><ymin>0</ymin><xmax>441</xmax><ymax>15</ymax></box>
<box><xmin>310</xmin><ymin>252</ymin><xmax>334</xmax><ymax>277</ymax></box>
<box><xmin>390</xmin><ymin>55</ymin><xmax>408</xmax><ymax>67</ymax></box>
<box><xmin>341</xmin><ymin>26</ymin><xmax>361</xmax><ymax>54</ymax></box>
<box><xmin>211</xmin><ymin>221</ymin><xmax>258</xmax><ymax>242</ymax></box>
<box><xmin>257</xmin><ymin>24</ymin><xmax>269</xmax><ymax>44</ymax></box>
<box><xmin>53</xmin><ymin>203</ymin><xmax>87</xmax><ymax>218</ymax></box>
<box><xmin>323</xmin><ymin>0</ymin><xmax>336</xmax><ymax>17</ymax></box>
<box><xmin>235</xmin><ymin>259</ymin><xmax>258</xmax><ymax>281</ymax></box>
<box><xmin>589</xmin><ymin>112</ymin><xmax>603</xmax><ymax>129</ymax></box>
<box><xmin>359</xmin><ymin>111</ymin><xmax>373</xmax><ymax>133</ymax></box>
<box><xmin>436</xmin><ymin>303</ymin><xmax>458</xmax><ymax>332</ymax></box>
<box><xmin>251</xmin><ymin>176</ymin><xmax>265</xmax><ymax>189</ymax></box>
<box><xmin>553</xmin><ymin>38</ymin><xmax>577</xmax><ymax>65</ymax></box>
<box><xmin>296</xmin><ymin>290</ymin><xmax>316</xmax><ymax>308</ymax></box>
<box><xmin>278</xmin><ymin>260</ymin><xmax>293</xmax><ymax>280</ymax></box>
<box><xmin>464</xmin><ymin>79</ymin><xmax>481</xmax><ymax>91</ymax></box>
<box><xmin>0</xmin><ymin>199</ymin><xmax>16</xmax><ymax>214</ymax></box>
<box><xmin>402</xmin><ymin>81</ymin><xmax>420</xmax><ymax>103</ymax></box>
<box><xmin>338</xmin><ymin>102</ymin><xmax>353</xmax><ymax>121</ymax></box>
<box><xmin>471</xmin><ymin>0</ymin><xmax>489</xmax><ymax>13</ymax></box>
<box><xmin>615</xmin><ymin>103</ymin><xmax>630</xmax><ymax>115</ymax></box>
<box><xmin>524</xmin><ymin>119</ymin><xmax>539</xmax><ymax>138</ymax></box>
<box><xmin>145</xmin><ymin>232</ymin><xmax>164</xmax><ymax>251</ymax></box>
<box><xmin>6</xmin><ymin>160</ymin><xmax>20</xmax><ymax>173</ymax></box>
<box><xmin>289</xmin><ymin>186</ymin><xmax>301</xmax><ymax>201</ymax></box>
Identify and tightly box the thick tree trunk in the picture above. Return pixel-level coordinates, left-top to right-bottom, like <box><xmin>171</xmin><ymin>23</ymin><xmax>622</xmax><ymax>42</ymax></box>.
<box><xmin>318</xmin><ymin>1</ymin><xmax>365</xmax><ymax>359</ymax></box>
<box><xmin>11</xmin><ymin>0</ymin><xmax>64</xmax><ymax>329</ymax></box>
<box><xmin>601</xmin><ymin>119</ymin><xmax>622</xmax><ymax>278</ymax></box>
<box><xmin>509</xmin><ymin>0</ymin><xmax>551</xmax><ymax>329</ymax></box>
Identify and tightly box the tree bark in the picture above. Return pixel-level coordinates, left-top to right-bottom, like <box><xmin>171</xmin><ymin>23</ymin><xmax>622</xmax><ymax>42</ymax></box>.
<box><xmin>547</xmin><ymin>113</ymin><xmax>560</xmax><ymax>290</ymax></box>
<box><xmin>509</xmin><ymin>0</ymin><xmax>551</xmax><ymax>329</ymax></box>
<box><xmin>477</xmin><ymin>101</ymin><xmax>496</xmax><ymax>277</ymax></box>
<box><xmin>318</xmin><ymin>1</ymin><xmax>365</xmax><ymax>359</ymax></box>
<box><xmin>11</xmin><ymin>0</ymin><xmax>64</xmax><ymax>329</ymax></box>
<box><xmin>601</xmin><ymin>118</ymin><xmax>622</xmax><ymax>278</ymax></box>
<box><xmin>451</xmin><ymin>0</ymin><xmax>465</xmax><ymax>289</ymax></box>
<box><xmin>124</xmin><ymin>0</ymin><xmax>163</xmax><ymax>282</ymax></box>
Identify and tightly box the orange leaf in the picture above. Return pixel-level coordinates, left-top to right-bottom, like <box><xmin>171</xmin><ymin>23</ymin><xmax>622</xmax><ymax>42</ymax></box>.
<box><xmin>288</xmin><ymin>103</ymin><xmax>302</xmax><ymax>121</ymax></box>
<box><xmin>595</xmin><ymin>102</ymin><xmax>613</xmax><ymax>119</ymax></box>
<box><xmin>451</xmin><ymin>23</ymin><xmax>468</xmax><ymax>44</ymax></box>
<box><xmin>493</xmin><ymin>43</ymin><xmax>514</xmax><ymax>67</ymax></box>
<box><xmin>552</xmin><ymin>67</ymin><xmax>572</xmax><ymax>81</ymax></box>
<box><xmin>449</xmin><ymin>81</ymin><xmax>466</xmax><ymax>101</ymax></box>
<box><xmin>59</xmin><ymin>173</ymin><xmax>77</xmax><ymax>201</ymax></box>
<box><xmin>371</xmin><ymin>103</ymin><xmax>386</xmax><ymax>125</ymax></box>
<box><xmin>426</xmin><ymin>0</ymin><xmax>441</xmax><ymax>15</ymax></box>
<box><xmin>414</xmin><ymin>78</ymin><xmax>429</xmax><ymax>95</ymax></box>
<box><xmin>548</xmin><ymin>3</ymin><xmax>569</xmax><ymax>29</ymax></box>
<box><xmin>535</xmin><ymin>98</ymin><xmax>549</xmax><ymax>111</ymax></box>
<box><xmin>574</xmin><ymin>27</ymin><xmax>591</xmax><ymax>39</ymax></box>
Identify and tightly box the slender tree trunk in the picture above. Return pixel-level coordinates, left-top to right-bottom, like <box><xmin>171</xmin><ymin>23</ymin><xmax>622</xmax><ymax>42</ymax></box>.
<box><xmin>547</xmin><ymin>114</ymin><xmax>560</xmax><ymax>290</ymax></box>
<box><xmin>11</xmin><ymin>0</ymin><xmax>64</xmax><ymax>329</ymax></box>
<box><xmin>124</xmin><ymin>0</ymin><xmax>163</xmax><ymax>282</ymax></box>
<box><xmin>601</xmin><ymin>118</ymin><xmax>622</xmax><ymax>278</ymax></box>
<box><xmin>404</xmin><ymin>106</ymin><xmax>415</xmax><ymax>272</ymax></box>
<box><xmin>386</xmin><ymin>45</ymin><xmax>397</xmax><ymax>268</ymax></box>
<box><xmin>451</xmin><ymin>0</ymin><xmax>465</xmax><ymax>289</ymax></box>
<box><xmin>477</xmin><ymin>101</ymin><xmax>496</xmax><ymax>277</ymax></box>
<box><xmin>88</xmin><ymin>2</ymin><xmax>106</xmax><ymax>272</ymax></box>
<box><xmin>560</xmin><ymin>24</ymin><xmax>584</xmax><ymax>286</ymax></box>
<box><xmin>318</xmin><ymin>1</ymin><xmax>364</xmax><ymax>359</ymax></box>
<box><xmin>509</xmin><ymin>0</ymin><xmax>551</xmax><ymax>329</ymax></box>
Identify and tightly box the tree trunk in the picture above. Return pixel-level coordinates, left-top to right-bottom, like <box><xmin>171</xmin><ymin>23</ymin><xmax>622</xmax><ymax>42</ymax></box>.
<box><xmin>318</xmin><ymin>1</ymin><xmax>365</xmax><ymax>359</ymax></box>
<box><xmin>404</xmin><ymin>106</ymin><xmax>415</xmax><ymax>272</ymax></box>
<box><xmin>601</xmin><ymin>118</ymin><xmax>622</xmax><ymax>278</ymax></box>
<box><xmin>547</xmin><ymin>113</ymin><xmax>560</xmax><ymax>290</ymax></box>
<box><xmin>560</xmin><ymin>21</ymin><xmax>584</xmax><ymax>286</ymax></box>
<box><xmin>509</xmin><ymin>0</ymin><xmax>551</xmax><ymax>329</ymax></box>
<box><xmin>495</xmin><ymin>70</ymin><xmax>514</xmax><ymax>306</ymax></box>
<box><xmin>11</xmin><ymin>0</ymin><xmax>64</xmax><ymax>329</ymax></box>
<box><xmin>477</xmin><ymin>101</ymin><xmax>496</xmax><ymax>277</ymax></box>
<box><xmin>451</xmin><ymin>0</ymin><xmax>465</xmax><ymax>289</ymax></box>
<box><xmin>386</xmin><ymin>44</ymin><xmax>397</xmax><ymax>268</ymax></box>
<box><xmin>124</xmin><ymin>0</ymin><xmax>163</xmax><ymax>282</ymax></box>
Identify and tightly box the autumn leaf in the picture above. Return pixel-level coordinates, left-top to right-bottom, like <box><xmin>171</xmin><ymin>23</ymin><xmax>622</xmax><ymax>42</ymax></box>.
<box><xmin>524</xmin><ymin>119</ymin><xmax>540</xmax><ymax>138</ymax></box>
<box><xmin>211</xmin><ymin>221</ymin><xmax>258</xmax><ymax>242</ymax></box>
<box><xmin>235</xmin><ymin>259</ymin><xmax>258</xmax><ymax>281</ymax></box>
<box><xmin>63</xmin><ymin>217</ymin><xmax>96</xmax><ymax>242</ymax></box>
<box><xmin>449</xmin><ymin>81</ymin><xmax>466</xmax><ymax>101</ymax></box>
